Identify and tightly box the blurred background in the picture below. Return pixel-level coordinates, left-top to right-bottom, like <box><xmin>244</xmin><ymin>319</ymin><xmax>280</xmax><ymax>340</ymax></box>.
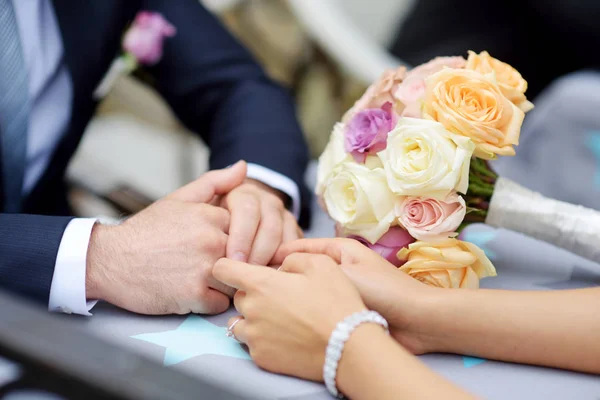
<box><xmin>68</xmin><ymin>0</ymin><xmax>600</xmax><ymax>219</ymax></box>
<box><xmin>2</xmin><ymin>1</ymin><xmax>598</xmax><ymax>396</ymax></box>
<box><xmin>67</xmin><ymin>0</ymin><xmax>417</xmax><ymax>218</ymax></box>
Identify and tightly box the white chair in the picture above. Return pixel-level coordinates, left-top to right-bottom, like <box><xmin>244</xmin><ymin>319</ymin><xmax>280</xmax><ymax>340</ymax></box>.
<box><xmin>67</xmin><ymin>76</ymin><xmax>209</xmax><ymax>217</ymax></box>
<box><xmin>286</xmin><ymin>0</ymin><xmax>416</xmax><ymax>85</ymax></box>
<box><xmin>201</xmin><ymin>0</ymin><xmax>244</xmax><ymax>14</ymax></box>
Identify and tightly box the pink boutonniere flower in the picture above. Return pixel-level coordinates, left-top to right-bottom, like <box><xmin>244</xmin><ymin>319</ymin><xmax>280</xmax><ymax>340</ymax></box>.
<box><xmin>94</xmin><ymin>11</ymin><xmax>176</xmax><ymax>99</ymax></box>
<box><xmin>123</xmin><ymin>11</ymin><xmax>177</xmax><ymax>66</ymax></box>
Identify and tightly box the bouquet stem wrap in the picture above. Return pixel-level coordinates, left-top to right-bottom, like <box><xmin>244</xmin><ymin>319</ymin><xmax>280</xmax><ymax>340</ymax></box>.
<box><xmin>486</xmin><ymin>177</ymin><xmax>600</xmax><ymax>264</ymax></box>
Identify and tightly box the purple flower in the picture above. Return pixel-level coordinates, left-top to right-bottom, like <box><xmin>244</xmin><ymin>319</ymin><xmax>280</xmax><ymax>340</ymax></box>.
<box><xmin>123</xmin><ymin>11</ymin><xmax>176</xmax><ymax>65</ymax></box>
<box><xmin>344</xmin><ymin>102</ymin><xmax>396</xmax><ymax>163</ymax></box>
<box><xmin>350</xmin><ymin>227</ymin><xmax>415</xmax><ymax>267</ymax></box>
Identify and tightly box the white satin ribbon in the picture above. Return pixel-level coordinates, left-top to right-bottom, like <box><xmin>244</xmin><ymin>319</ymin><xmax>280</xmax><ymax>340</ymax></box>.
<box><xmin>486</xmin><ymin>177</ymin><xmax>600</xmax><ymax>264</ymax></box>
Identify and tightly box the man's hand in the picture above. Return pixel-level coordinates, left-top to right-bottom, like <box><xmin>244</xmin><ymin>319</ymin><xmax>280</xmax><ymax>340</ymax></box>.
<box><xmin>218</xmin><ymin>179</ymin><xmax>302</xmax><ymax>266</ymax></box>
<box><xmin>85</xmin><ymin>162</ymin><xmax>247</xmax><ymax>315</ymax></box>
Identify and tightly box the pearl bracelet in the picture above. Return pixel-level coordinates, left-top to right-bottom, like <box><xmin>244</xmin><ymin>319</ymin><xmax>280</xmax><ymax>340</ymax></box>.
<box><xmin>323</xmin><ymin>310</ymin><xmax>389</xmax><ymax>398</ymax></box>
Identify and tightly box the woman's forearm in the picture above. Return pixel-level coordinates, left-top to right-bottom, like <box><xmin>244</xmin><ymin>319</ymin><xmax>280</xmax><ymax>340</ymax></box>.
<box><xmin>337</xmin><ymin>325</ymin><xmax>475</xmax><ymax>400</ymax></box>
<box><xmin>418</xmin><ymin>287</ymin><xmax>600</xmax><ymax>374</ymax></box>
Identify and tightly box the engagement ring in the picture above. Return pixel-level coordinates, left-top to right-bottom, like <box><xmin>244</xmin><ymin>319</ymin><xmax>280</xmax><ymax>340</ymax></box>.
<box><xmin>226</xmin><ymin>316</ymin><xmax>244</xmax><ymax>342</ymax></box>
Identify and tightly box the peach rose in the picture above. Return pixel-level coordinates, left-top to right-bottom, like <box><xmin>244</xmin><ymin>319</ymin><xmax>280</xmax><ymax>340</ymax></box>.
<box><xmin>343</xmin><ymin>66</ymin><xmax>407</xmax><ymax>120</ymax></box>
<box><xmin>395</xmin><ymin>56</ymin><xmax>466</xmax><ymax>118</ymax></box>
<box><xmin>422</xmin><ymin>68</ymin><xmax>525</xmax><ymax>159</ymax></box>
<box><xmin>396</xmin><ymin>192</ymin><xmax>466</xmax><ymax>242</ymax></box>
<box><xmin>466</xmin><ymin>51</ymin><xmax>534</xmax><ymax>113</ymax></box>
<box><xmin>398</xmin><ymin>239</ymin><xmax>497</xmax><ymax>289</ymax></box>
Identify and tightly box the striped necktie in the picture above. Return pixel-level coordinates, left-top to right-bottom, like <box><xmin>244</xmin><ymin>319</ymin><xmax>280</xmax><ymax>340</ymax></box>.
<box><xmin>0</xmin><ymin>0</ymin><xmax>30</xmax><ymax>213</ymax></box>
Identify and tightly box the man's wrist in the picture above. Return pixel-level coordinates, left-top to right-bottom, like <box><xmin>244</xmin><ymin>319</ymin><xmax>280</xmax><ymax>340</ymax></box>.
<box><xmin>86</xmin><ymin>223</ymin><xmax>118</xmax><ymax>301</ymax></box>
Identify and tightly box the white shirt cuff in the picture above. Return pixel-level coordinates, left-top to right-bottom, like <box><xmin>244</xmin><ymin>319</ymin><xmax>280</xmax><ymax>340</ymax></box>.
<box><xmin>48</xmin><ymin>218</ymin><xmax>99</xmax><ymax>316</ymax></box>
<box><xmin>246</xmin><ymin>163</ymin><xmax>301</xmax><ymax>219</ymax></box>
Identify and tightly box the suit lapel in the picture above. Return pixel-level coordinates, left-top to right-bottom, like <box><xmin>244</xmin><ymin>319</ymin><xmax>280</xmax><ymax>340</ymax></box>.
<box><xmin>21</xmin><ymin>0</ymin><xmax>104</xmax><ymax>214</ymax></box>
<box><xmin>51</xmin><ymin>0</ymin><xmax>105</xmax><ymax>131</ymax></box>
<box><xmin>0</xmin><ymin>136</ymin><xmax>4</xmax><ymax>212</ymax></box>
<box><xmin>22</xmin><ymin>1</ymin><xmax>137</xmax><ymax>213</ymax></box>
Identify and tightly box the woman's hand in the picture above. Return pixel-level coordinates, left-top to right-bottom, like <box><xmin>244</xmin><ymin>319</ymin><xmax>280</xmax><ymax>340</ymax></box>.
<box><xmin>212</xmin><ymin>253</ymin><xmax>367</xmax><ymax>381</ymax></box>
<box><xmin>273</xmin><ymin>238</ymin><xmax>438</xmax><ymax>353</ymax></box>
<box><xmin>213</xmin><ymin>251</ymin><xmax>476</xmax><ymax>399</ymax></box>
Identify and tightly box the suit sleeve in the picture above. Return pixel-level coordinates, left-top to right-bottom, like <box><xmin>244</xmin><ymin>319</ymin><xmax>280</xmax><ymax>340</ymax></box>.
<box><xmin>143</xmin><ymin>0</ymin><xmax>311</xmax><ymax>227</ymax></box>
<box><xmin>0</xmin><ymin>214</ymin><xmax>73</xmax><ymax>304</ymax></box>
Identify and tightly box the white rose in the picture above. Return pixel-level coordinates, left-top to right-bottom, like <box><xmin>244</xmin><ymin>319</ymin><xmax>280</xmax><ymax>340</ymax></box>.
<box><xmin>324</xmin><ymin>162</ymin><xmax>395</xmax><ymax>243</ymax></box>
<box><xmin>378</xmin><ymin>118</ymin><xmax>474</xmax><ymax>199</ymax></box>
<box><xmin>316</xmin><ymin>123</ymin><xmax>352</xmax><ymax>196</ymax></box>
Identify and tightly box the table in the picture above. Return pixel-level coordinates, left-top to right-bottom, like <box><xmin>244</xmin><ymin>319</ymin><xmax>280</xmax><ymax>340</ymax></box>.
<box><xmin>75</xmin><ymin>164</ymin><xmax>600</xmax><ymax>399</ymax></box>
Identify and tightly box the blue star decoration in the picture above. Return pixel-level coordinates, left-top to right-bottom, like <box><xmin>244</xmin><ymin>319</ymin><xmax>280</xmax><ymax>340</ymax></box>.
<box><xmin>131</xmin><ymin>315</ymin><xmax>251</xmax><ymax>366</ymax></box>
<box><xmin>462</xmin><ymin>356</ymin><xmax>487</xmax><ymax>368</ymax></box>
<box><xmin>585</xmin><ymin>131</ymin><xmax>600</xmax><ymax>188</ymax></box>
<box><xmin>461</xmin><ymin>231</ymin><xmax>497</xmax><ymax>260</ymax></box>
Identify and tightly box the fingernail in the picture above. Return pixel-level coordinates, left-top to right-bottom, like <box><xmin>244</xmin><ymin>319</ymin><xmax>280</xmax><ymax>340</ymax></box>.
<box><xmin>232</xmin><ymin>252</ymin><xmax>246</xmax><ymax>262</ymax></box>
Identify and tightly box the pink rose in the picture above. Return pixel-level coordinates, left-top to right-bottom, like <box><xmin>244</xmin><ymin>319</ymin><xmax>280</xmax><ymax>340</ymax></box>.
<box><xmin>123</xmin><ymin>11</ymin><xmax>177</xmax><ymax>65</ymax></box>
<box><xmin>344</xmin><ymin>66</ymin><xmax>407</xmax><ymax>121</ymax></box>
<box><xmin>395</xmin><ymin>56</ymin><xmax>466</xmax><ymax>118</ymax></box>
<box><xmin>396</xmin><ymin>192</ymin><xmax>466</xmax><ymax>242</ymax></box>
<box><xmin>344</xmin><ymin>103</ymin><xmax>396</xmax><ymax>163</ymax></box>
<box><xmin>350</xmin><ymin>227</ymin><xmax>415</xmax><ymax>267</ymax></box>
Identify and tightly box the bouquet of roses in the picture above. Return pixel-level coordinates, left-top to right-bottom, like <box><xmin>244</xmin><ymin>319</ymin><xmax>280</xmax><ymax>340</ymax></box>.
<box><xmin>316</xmin><ymin>51</ymin><xmax>536</xmax><ymax>289</ymax></box>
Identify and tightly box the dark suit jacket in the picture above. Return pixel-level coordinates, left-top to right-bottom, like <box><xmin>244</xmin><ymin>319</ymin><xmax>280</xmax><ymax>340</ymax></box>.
<box><xmin>390</xmin><ymin>0</ymin><xmax>600</xmax><ymax>99</ymax></box>
<box><xmin>0</xmin><ymin>0</ymin><xmax>309</xmax><ymax>304</ymax></box>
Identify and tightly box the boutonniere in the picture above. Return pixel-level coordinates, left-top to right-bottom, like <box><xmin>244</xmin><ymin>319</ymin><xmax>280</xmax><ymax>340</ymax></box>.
<box><xmin>93</xmin><ymin>11</ymin><xmax>176</xmax><ymax>99</ymax></box>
